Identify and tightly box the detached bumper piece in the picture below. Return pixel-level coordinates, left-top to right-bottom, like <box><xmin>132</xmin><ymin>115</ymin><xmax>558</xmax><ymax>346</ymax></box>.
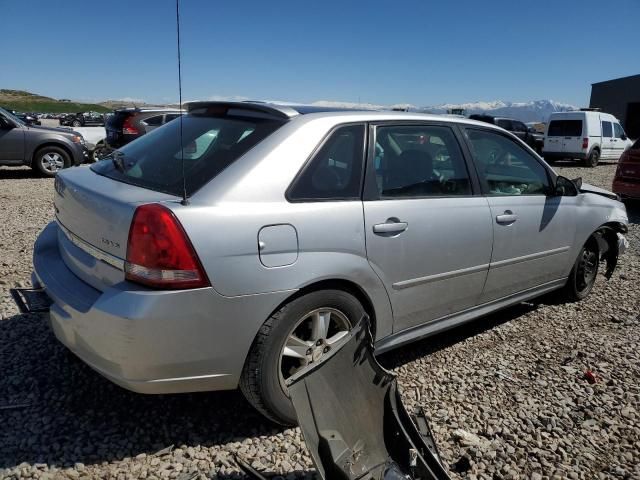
<box><xmin>286</xmin><ymin>317</ymin><xmax>450</xmax><ymax>480</ymax></box>
<box><xmin>10</xmin><ymin>287</ymin><xmax>52</xmax><ymax>314</ymax></box>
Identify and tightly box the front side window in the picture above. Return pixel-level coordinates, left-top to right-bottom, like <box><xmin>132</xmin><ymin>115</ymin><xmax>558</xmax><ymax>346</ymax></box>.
<box><xmin>373</xmin><ymin>125</ymin><xmax>471</xmax><ymax>198</ymax></box>
<box><xmin>466</xmin><ymin>128</ymin><xmax>550</xmax><ymax>196</ymax></box>
<box><xmin>602</xmin><ymin>121</ymin><xmax>613</xmax><ymax>138</ymax></box>
<box><xmin>287</xmin><ymin>124</ymin><xmax>365</xmax><ymax>201</ymax></box>
<box><xmin>614</xmin><ymin>123</ymin><xmax>625</xmax><ymax>139</ymax></box>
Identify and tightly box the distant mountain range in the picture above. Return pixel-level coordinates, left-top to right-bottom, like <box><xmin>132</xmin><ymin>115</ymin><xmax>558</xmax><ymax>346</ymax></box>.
<box><xmin>1</xmin><ymin>89</ymin><xmax>579</xmax><ymax>123</ymax></box>
<box><xmin>419</xmin><ymin>99</ymin><xmax>578</xmax><ymax>123</ymax></box>
<box><xmin>310</xmin><ymin>99</ymin><xmax>578</xmax><ymax>123</ymax></box>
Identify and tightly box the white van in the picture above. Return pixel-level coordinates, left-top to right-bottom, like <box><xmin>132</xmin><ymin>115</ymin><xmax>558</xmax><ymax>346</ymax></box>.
<box><xmin>543</xmin><ymin>110</ymin><xmax>633</xmax><ymax>167</ymax></box>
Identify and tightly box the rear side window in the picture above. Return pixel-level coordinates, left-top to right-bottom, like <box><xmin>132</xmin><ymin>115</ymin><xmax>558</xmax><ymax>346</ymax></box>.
<box><xmin>602</xmin><ymin>121</ymin><xmax>613</xmax><ymax>138</ymax></box>
<box><xmin>288</xmin><ymin>124</ymin><xmax>365</xmax><ymax>201</ymax></box>
<box><xmin>143</xmin><ymin>115</ymin><xmax>163</xmax><ymax>126</ymax></box>
<box><xmin>373</xmin><ymin>124</ymin><xmax>471</xmax><ymax>198</ymax></box>
<box><xmin>91</xmin><ymin>113</ymin><xmax>284</xmax><ymax>197</ymax></box>
<box><xmin>548</xmin><ymin>120</ymin><xmax>582</xmax><ymax>137</ymax></box>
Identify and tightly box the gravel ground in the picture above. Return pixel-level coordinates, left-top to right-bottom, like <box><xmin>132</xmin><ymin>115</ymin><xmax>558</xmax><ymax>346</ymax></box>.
<box><xmin>0</xmin><ymin>162</ymin><xmax>638</xmax><ymax>480</ymax></box>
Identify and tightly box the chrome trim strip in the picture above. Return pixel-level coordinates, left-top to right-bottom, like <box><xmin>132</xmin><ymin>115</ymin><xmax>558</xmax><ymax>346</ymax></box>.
<box><xmin>489</xmin><ymin>246</ymin><xmax>570</xmax><ymax>269</ymax></box>
<box><xmin>56</xmin><ymin>219</ymin><xmax>125</xmax><ymax>271</ymax></box>
<box><xmin>392</xmin><ymin>263</ymin><xmax>489</xmax><ymax>290</ymax></box>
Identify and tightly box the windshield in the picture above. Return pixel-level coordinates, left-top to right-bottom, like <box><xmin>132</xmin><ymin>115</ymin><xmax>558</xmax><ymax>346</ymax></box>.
<box><xmin>0</xmin><ymin>107</ymin><xmax>26</xmax><ymax>126</ymax></box>
<box><xmin>91</xmin><ymin>112</ymin><xmax>285</xmax><ymax>197</ymax></box>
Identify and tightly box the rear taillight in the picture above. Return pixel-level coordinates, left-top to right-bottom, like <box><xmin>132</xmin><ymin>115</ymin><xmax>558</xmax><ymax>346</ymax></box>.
<box><xmin>125</xmin><ymin>204</ymin><xmax>209</xmax><ymax>289</ymax></box>
<box><xmin>582</xmin><ymin>138</ymin><xmax>589</xmax><ymax>149</ymax></box>
<box><xmin>122</xmin><ymin>116</ymin><xmax>139</xmax><ymax>135</ymax></box>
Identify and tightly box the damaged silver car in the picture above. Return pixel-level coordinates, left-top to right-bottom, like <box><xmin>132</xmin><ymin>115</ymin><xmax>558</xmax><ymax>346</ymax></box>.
<box><xmin>27</xmin><ymin>102</ymin><xmax>628</xmax><ymax>425</ymax></box>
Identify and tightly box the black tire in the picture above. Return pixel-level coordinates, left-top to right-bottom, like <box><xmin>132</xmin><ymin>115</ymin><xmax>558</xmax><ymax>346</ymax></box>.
<box><xmin>240</xmin><ymin>289</ymin><xmax>365</xmax><ymax>425</ymax></box>
<box><xmin>72</xmin><ymin>119</ymin><xmax>82</xmax><ymax>127</ymax></box>
<box><xmin>585</xmin><ymin>149</ymin><xmax>600</xmax><ymax>168</ymax></box>
<box><xmin>32</xmin><ymin>146</ymin><xmax>71</xmax><ymax>177</ymax></box>
<box><xmin>560</xmin><ymin>238</ymin><xmax>599</xmax><ymax>302</ymax></box>
<box><xmin>92</xmin><ymin>142</ymin><xmax>112</xmax><ymax>162</ymax></box>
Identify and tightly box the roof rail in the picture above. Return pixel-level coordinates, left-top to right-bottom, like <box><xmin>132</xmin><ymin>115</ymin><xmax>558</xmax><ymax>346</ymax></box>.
<box><xmin>580</xmin><ymin>107</ymin><xmax>601</xmax><ymax>112</ymax></box>
<box><xmin>185</xmin><ymin>101</ymin><xmax>299</xmax><ymax>119</ymax></box>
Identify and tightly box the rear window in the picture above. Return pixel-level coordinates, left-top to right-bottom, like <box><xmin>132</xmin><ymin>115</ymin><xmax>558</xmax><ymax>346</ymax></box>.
<box><xmin>91</xmin><ymin>112</ymin><xmax>284</xmax><ymax>197</ymax></box>
<box><xmin>547</xmin><ymin>120</ymin><xmax>582</xmax><ymax>137</ymax></box>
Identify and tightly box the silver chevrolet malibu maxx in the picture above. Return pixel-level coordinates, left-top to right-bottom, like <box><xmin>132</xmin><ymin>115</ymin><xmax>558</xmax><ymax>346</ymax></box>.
<box><xmin>33</xmin><ymin>102</ymin><xmax>629</xmax><ymax>424</ymax></box>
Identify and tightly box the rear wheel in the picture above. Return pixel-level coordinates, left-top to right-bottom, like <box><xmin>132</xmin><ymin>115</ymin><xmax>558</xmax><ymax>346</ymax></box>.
<box><xmin>240</xmin><ymin>289</ymin><xmax>365</xmax><ymax>425</ymax></box>
<box><xmin>561</xmin><ymin>238</ymin><xmax>599</xmax><ymax>301</ymax></box>
<box><xmin>585</xmin><ymin>149</ymin><xmax>600</xmax><ymax>168</ymax></box>
<box><xmin>33</xmin><ymin>146</ymin><xmax>70</xmax><ymax>177</ymax></box>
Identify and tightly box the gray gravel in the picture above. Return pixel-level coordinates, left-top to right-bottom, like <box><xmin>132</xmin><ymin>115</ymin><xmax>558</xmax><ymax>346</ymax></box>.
<box><xmin>1</xmin><ymin>162</ymin><xmax>638</xmax><ymax>479</ymax></box>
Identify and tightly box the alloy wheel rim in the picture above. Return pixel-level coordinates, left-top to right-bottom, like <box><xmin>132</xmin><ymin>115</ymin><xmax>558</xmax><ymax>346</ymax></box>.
<box><xmin>41</xmin><ymin>153</ymin><xmax>64</xmax><ymax>173</ymax></box>
<box><xmin>278</xmin><ymin>307</ymin><xmax>351</xmax><ymax>391</ymax></box>
<box><xmin>576</xmin><ymin>248</ymin><xmax>597</xmax><ymax>292</ymax></box>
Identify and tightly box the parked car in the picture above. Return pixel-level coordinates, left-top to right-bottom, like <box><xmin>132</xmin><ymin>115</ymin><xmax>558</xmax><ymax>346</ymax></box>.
<box><xmin>612</xmin><ymin>138</ymin><xmax>640</xmax><ymax>199</ymax></box>
<box><xmin>105</xmin><ymin>107</ymin><xmax>183</xmax><ymax>149</ymax></box>
<box><xmin>1</xmin><ymin>108</ymin><xmax>41</xmax><ymax>126</ymax></box>
<box><xmin>60</xmin><ymin>111</ymin><xmax>105</xmax><ymax>127</ymax></box>
<box><xmin>0</xmin><ymin>107</ymin><xmax>88</xmax><ymax>176</ymax></box>
<box><xmin>31</xmin><ymin>102</ymin><xmax>628</xmax><ymax>425</ymax></box>
<box><xmin>543</xmin><ymin>110</ymin><xmax>633</xmax><ymax>167</ymax></box>
<box><xmin>468</xmin><ymin>114</ymin><xmax>539</xmax><ymax>152</ymax></box>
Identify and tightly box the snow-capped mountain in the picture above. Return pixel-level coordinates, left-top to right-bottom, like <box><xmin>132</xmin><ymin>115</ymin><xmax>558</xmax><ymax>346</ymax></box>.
<box><xmin>288</xmin><ymin>99</ymin><xmax>577</xmax><ymax>123</ymax></box>
<box><xmin>418</xmin><ymin>99</ymin><xmax>577</xmax><ymax>123</ymax></box>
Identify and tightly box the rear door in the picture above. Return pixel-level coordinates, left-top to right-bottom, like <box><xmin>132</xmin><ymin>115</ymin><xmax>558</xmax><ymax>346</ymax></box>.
<box><xmin>545</xmin><ymin>120</ymin><xmax>564</xmax><ymax>153</ymax></box>
<box><xmin>601</xmin><ymin>120</ymin><xmax>614</xmax><ymax>159</ymax></box>
<box><xmin>363</xmin><ymin>122</ymin><xmax>493</xmax><ymax>332</ymax></box>
<box><xmin>561</xmin><ymin>119</ymin><xmax>584</xmax><ymax>155</ymax></box>
<box><xmin>463</xmin><ymin>127</ymin><xmax>578</xmax><ymax>302</ymax></box>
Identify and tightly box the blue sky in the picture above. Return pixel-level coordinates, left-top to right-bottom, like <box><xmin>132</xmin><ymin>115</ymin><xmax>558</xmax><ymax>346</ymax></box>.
<box><xmin>3</xmin><ymin>0</ymin><xmax>639</xmax><ymax>107</ymax></box>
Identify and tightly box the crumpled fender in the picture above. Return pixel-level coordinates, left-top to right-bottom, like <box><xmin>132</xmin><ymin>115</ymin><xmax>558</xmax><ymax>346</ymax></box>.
<box><xmin>593</xmin><ymin>225</ymin><xmax>626</xmax><ymax>279</ymax></box>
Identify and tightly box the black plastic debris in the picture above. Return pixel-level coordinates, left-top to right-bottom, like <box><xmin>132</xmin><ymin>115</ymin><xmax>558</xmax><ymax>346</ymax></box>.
<box><xmin>10</xmin><ymin>287</ymin><xmax>53</xmax><ymax>313</ymax></box>
<box><xmin>284</xmin><ymin>316</ymin><xmax>451</xmax><ymax>480</ymax></box>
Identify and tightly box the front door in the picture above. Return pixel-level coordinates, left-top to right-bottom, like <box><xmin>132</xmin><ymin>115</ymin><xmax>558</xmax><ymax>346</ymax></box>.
<box><xmin>363</xmin><ymin>123</ymin><xmax>493</xmax><ymax>332</ymax></box>
<box><xmin>612</xmin><ymin>123</ymin><xmax>628</xmax><ymax>160</ymax></box>
<box><xmin>463</xmin><ymin>127</ymin><xmax>578</xmax><ymax>302</ymax></box>
<box><xmin>0</xmin><ymin>115</ymin><xmax>25</xmax><ymax>162</ymax></box>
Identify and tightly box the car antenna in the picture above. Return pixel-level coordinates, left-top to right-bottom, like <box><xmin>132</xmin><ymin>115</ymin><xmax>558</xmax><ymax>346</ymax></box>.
<box><xmin>176</xmin><ymin>0</ymin><xmax>188</xmax><ymax>206</ymax></box>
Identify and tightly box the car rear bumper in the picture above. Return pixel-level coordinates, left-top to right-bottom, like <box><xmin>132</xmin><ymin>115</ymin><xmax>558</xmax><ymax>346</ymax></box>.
<box><xmin>613</xmin><ymin>178</ymin><xmax>640</xmax><ymax>199</ymax></box>
<box><xmin>543</xmin><ymin>151</ymin><xmax>588</xmax><ymax>160</ymax></box>
<box><xmin>33</xmin><ymin>222</ymin><xmax>294</xmax><ymax>394</ymax></box>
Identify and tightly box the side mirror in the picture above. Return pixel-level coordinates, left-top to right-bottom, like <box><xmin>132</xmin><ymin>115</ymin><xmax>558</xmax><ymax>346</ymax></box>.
<box><xmin>552</xmin><ymin>175</ymin><xmax>580</xmax><ymax>196</ymax></box>
<box><xmin>621</xmin><ymin>134</ymin><xmax>627</xmax><ymax>141</ymax></box>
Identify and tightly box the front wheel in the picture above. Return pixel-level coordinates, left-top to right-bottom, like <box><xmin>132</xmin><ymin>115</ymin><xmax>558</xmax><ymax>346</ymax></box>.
<box><xmin>72</xmin><ymin>119</ymin><xmax>82</xmax><ymax>127</ymax></box>
<box><xmin>33</xmin><ymin>146</ymin><xmax>70</xmax><ymax>177</ymax></box>
<box><xmin>240</xmin><ymin>289</ymin><xmax>365</xmax><ymax>425</ymax></box>
<box><xmin>561</xmin><ymin>239</ymin><xmax>599</xmax><ymax>302</ymax></box>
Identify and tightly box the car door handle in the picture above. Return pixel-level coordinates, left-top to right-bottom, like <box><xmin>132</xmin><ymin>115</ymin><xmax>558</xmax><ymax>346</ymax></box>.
<box><xmin>373</xmin><ymin>220</ymin><xmax>408</xmax><ymax>234</ymax></box>
<box><xmin>496</xmin><ymin>211</ymin><xmax>517</xmax><ymax>225</ymax></box>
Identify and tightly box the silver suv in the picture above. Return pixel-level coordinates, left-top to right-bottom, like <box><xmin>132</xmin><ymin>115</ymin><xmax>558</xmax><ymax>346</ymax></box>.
<box><xmin>32</xmin><ymin>102</ymin><xmax>628</xmax><ymax>424</ymax></box>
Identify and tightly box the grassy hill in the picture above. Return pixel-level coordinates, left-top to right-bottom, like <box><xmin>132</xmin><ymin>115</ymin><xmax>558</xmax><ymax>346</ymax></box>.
<box><xmin>0</xmin><ymin>89</ymin><xmax>110</xmax><ymax>113</ymax></box>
